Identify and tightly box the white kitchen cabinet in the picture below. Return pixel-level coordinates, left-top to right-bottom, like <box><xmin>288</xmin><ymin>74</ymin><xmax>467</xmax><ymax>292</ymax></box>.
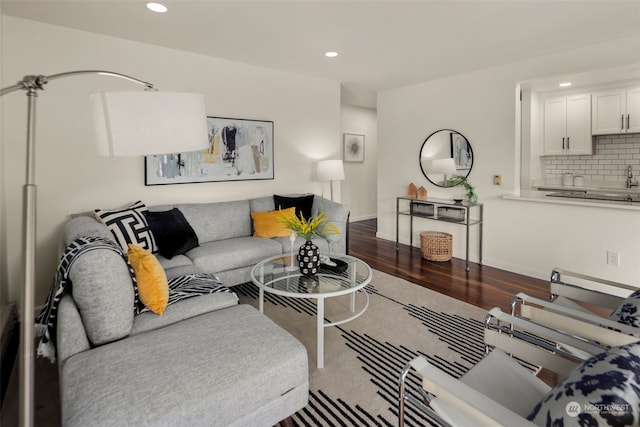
<box><xmin>543</xmin><ymin>94</ymin><xmax>592</xmax><ymax>155</ymax></box>
<box><xmin>627</xmin><ymin>87</ymin><xmax>640</xmax><ymax>133</ymax></box>
<box><xmin>592</xmin><ymin>86</ymin><xmax>640</xmax><ymax>135</ymax></box>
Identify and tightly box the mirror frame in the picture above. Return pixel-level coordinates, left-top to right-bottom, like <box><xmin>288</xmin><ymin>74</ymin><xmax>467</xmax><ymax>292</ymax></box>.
<box><xmin>419</xmin><ymin>129</ymin><xmax>474</xmax><ymax>188</ymax></box>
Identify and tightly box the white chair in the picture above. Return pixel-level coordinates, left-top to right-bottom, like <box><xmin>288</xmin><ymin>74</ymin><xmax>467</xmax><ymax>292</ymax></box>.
<box><xmin>547</xmin><ymin>267</ymin><xmax>636</xmax><ymax>314</ymax></box>
<box><xmin>398</xmin><ymin>270</ymin><xmax>640</xmax><ymax>427</ymax></box>
<box><xmin>398</xmin><ymin>307</ymin><xmax>608</xmax><ymax>427</ymax></box>
<box><xmin>511</xmin><ymin>268</ymin><xmax>639</xmax><ymax>356</ymax></box>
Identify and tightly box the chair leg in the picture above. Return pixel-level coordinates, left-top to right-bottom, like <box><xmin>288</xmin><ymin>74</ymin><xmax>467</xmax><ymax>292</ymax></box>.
<box><xmin>398</xmin><ymin>362</ymin><xmax>412</xmax><ymax>427</ymax></box>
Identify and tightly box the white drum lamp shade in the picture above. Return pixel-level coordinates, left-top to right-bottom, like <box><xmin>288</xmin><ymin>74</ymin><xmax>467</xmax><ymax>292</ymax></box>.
<box><xmin>429</xmin><ymin>158</ymin><xmax>458</xmax><ymax>186</ymax></box>
<box><xmin>317</xmin><ymin>159</ymin><xmax>345</xmax><ymax>182</ymax></box>
<box><xmin>429</xmin><ymin>158</ymin><xmax>457</xmax><ymax>175</ymax></box>
<box><xmin>91</xmin><ymin>91</ymin><xmax>209</xmax><ymax>156</ymax></box>
<box><xmin>317</xmin><ymin>159</ymin><xmax>345</xmax><ymax>201</ymax></box>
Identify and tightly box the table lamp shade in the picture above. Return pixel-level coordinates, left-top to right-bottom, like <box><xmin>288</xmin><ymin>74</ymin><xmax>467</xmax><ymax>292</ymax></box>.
<box><xmin>317</xmin><ymin>159</ymin><xmax>345</xmax><ymax>182</ymax></box>
<box><xmin>91</xmin><ymin>91</ymin><xmax>209</xmax><ymax>156</ymax></box>
<box><xmin>429</xmin><ymin>158</ymin><xmax>457</xmax><ymax>175</ymax></box>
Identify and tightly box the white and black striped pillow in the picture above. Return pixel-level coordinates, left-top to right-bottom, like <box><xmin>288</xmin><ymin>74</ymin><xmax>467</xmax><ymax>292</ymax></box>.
<box><xmin>94</xmin><ymin>201</ymin><xmax>158</xmax><ymax>253</ymax></box>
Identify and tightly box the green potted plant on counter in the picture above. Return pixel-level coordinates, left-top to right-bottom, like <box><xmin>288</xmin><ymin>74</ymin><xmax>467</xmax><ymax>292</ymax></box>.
<box><xmin>447</xmin><ymin>174</ymin><xmax>478</xmax><ymax>204</ymax></box>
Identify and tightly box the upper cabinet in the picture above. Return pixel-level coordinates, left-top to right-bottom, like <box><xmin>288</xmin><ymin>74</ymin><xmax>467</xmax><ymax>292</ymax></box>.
<box><xmin>543</xmin><ymin>94</ymin><xmax>592</xmax><ymax>155</ymax></box>
<box><xmin>592</xmin><ymin>86</ymin><xmax>640</xmax><ymax>135</ymax></box>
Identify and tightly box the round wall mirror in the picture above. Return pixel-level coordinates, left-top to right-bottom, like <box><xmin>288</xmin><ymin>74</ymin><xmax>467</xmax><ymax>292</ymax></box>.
<box><xmin>419</xmin><ymin>129</ymin><xmax>473</xmax><ymax>187</ymax></box>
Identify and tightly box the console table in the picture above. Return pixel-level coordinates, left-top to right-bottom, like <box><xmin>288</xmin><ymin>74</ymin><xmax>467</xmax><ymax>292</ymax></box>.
<box><xmin>396</xmin><ymin>196</ymin><xmax>483</xmax><ymax>271</ymax></box>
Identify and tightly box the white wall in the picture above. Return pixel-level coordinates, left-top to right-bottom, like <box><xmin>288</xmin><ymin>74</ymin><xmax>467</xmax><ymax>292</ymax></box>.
<box><xmin>340</xmin><ymin>105</ymin><xmax>377</xmax><ymax>221</ymax></box>
<box><xmin>378</xmin><ymin>34</ymin><xmax>640</xmax><ymax>285</ymax></box>
<box><xmin>1</xmin><ymin>16</ymin><xmax>341</xmax><ymax>307</ymax></box>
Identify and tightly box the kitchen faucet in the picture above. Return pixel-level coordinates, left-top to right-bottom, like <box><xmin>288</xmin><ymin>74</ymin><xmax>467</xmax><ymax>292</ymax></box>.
<box><xmin>627</xmin><ymin>165</ymin><xmax>639</xmax><ymax>188</ymax></box>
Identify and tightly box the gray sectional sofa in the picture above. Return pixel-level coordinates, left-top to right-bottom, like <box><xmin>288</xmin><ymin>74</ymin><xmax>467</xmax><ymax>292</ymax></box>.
<box><xmin>64</xmin><ymin>195</ymin><xmax>349</xmax><ymax>284</ymax></box>
<box><xmin>55</xmin><ymin>194</ymin><xmax>349</xmax><ymax>426</ymax></box>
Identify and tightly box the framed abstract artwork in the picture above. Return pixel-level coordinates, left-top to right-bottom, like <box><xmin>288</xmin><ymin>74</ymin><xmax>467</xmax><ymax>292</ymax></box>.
<box><xmin>450</xmin><ymin>131</ymin><xmax>472</xmax><ymax>171</ymax></box>
<box><xmin>343</xmin><ymin>133</ymin><xmax>365</xmax><ymax>162</ymax></box>
<box><xmin>145</xmin><ymin>116</ymin><xmax>274</xmax><ymax>185</ymax></box>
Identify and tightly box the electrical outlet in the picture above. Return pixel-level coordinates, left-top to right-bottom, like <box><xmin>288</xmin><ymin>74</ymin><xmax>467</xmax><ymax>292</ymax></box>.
<box><xmin>607</xmin><ymin>251</ymin><xmax>620</xmax><ymax>266</ymax></box>
<box><xmin>493</xmin><ymin>175</ymin><xmax>502</xmax><ymax>185</ymax></box>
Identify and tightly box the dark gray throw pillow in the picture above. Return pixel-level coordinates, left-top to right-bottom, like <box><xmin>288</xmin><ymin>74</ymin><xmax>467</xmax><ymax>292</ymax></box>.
<box><xmin>274</xmin><ymin>194</ymin><xmax>314</xmax><ymax>220</ymax></box>
<box><xmin>144</xmin><ymin>208</ymin><xmax>199</xmax><ymax>259</ymax></box>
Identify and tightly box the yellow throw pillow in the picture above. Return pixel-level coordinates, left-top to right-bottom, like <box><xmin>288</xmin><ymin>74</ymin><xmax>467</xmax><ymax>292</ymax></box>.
<box><xmin>127</xmin><ymin>244</ymin><xmax>169</xmax><ymax>315</ymax></box>
<box><xmin>251</xmin><ymin>207</ymin><xmax>296</xmax><ymax>238</ymax></box>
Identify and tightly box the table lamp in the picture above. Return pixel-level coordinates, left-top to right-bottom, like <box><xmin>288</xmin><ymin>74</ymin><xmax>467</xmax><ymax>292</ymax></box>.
<box><xmin>429</xmin><ymin>158</ymin><xmax>458</xmax><ymax>186</ymax></box>
<box><xmin>317</xmin><ymin>159</ymin><xmax>345</xmax><ymax>201</ymax></box>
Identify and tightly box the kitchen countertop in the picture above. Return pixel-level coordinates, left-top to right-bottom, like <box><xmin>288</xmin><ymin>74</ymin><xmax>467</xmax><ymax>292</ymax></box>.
<box><xmin>504</xmin><ymin>190</ymin><xmax>640</xmax><ymax>211</ymax></box>
<box><xmin>534</xmin><ymin>184</ymin><xmax>640</xmax><ymax>195</ymax></box>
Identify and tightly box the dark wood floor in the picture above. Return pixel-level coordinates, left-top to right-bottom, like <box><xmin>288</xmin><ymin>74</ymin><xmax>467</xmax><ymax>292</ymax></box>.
<box><xmin>349</xmin><ymin>218</ymin><xmax>550</xmax><ymax>311</ymax></box>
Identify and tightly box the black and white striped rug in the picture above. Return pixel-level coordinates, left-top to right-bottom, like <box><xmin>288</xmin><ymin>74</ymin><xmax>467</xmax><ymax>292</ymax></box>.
<box><xmin>235</xmin><ymin>269</ymin><xmax>490</xmax><ymax>427</ymax></box>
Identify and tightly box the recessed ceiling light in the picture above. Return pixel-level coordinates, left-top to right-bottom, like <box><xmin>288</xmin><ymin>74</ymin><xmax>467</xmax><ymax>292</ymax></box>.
<box><xmin>324</xmin><ymin>51</ymin><xmax>338</xmax><ymax>58</ymax></box>
<box><xmin>146</xmin><ymin>2</ymin><xmax>168</xmax><ymax>13</ymax></box>
<box><xmin>559</xmin><ymin>82</ymin><xmax>572</xmax><ymax>87</ymax></box>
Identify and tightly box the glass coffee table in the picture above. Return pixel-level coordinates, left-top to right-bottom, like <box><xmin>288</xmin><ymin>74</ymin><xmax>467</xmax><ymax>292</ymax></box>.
<box><xmin>251</xmin><ymin>253</ymin><xmax>372</xmax><ymax>368</ymax></box>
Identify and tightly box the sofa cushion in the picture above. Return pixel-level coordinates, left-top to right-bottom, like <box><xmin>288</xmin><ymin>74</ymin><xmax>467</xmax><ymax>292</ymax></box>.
<box><xmin>94</xmin><ymin>201</ymin><xmax>158</xmax><ymax>253</ymax></box>
<box><xmin>249</xmin><ymin>196</ymin><xmax>276</xmax><ymax>213</ymax></box>
<box><xmin>177</xmin><ymin>200</ymin><xmax>251</xmax><ymax>243</ymax></box>
<box><xmin>131</xmin><ymin>275</ymin><xmax>239</xmax><ymax>335</ymax></box>
<box><xmin>251</xmin><ymin>207</ymin><xmax>296</xmax><ymax>238</ymax></box>
<box><xmin>274</xmin><ymin>194</ymin><xmax>314</xmax><ymax>219</ymax></box>
<box><xmin>68</xmin><ymin>248</ymin><xmax>134</xmax><ymax>345</ymax></box>
<box><xmin>156</xmin><ymin>253</ymin><xmax>194</xmax><ymax>270</ymax></box>
<box><xmin>145</xmin><ymin>208</ymin><xmax>199</xmax><ymax>258</ymax></box>
<box><xmin>187</xmin><ymin>237</ymin><xmax>283</xmax><ymax>273</ymax></box>
<box><xmin>127</xmin><ymin>245</ymin><xmax>169</xmax><ymax>315</ymax></box>
<box><xmin>61</xmin><ymin>304</ymin><xmax>308</xmax><ymax>427</ymax></box>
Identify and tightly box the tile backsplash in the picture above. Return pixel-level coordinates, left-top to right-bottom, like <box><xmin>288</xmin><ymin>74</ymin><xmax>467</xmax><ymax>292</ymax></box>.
<box><xmin>543</xmin><ymin>133</ymin><xmax>640</xmax><ymax>185</ymax></box>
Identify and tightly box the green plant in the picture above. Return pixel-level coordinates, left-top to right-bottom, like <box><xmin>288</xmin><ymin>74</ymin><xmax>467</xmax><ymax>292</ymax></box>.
<box><xmin>447</xmin><ymin>174</ymin><xmax>474</xmax><ymax>192</ymax></box>
<box><xmin>278</xmin><ymin>210</ymin><xmax>341</xmax><ymax>241</ymax></box>
<box><xmin>447</xmin><ymin>175</ymin><xmax>477</xmax><ymax>203</ymax></box>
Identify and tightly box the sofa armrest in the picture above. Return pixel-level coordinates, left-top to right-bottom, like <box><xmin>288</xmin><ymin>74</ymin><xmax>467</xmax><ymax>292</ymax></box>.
<box><xmin>313</xmin><ymin>196</ymin><xmax>350</xmax><ymax>254</ymax></box>
<box><xmin>61</xmin><ymin>216</ymin><xmax>114</xmax><ymax>249</ymax></box>
<box><xmin>57</xmin><ymin>295</ymin><xmax>90</xmax><ymax>366</ymax></box>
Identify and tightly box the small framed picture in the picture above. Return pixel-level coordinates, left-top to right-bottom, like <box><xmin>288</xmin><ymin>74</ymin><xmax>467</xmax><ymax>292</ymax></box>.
<box><xmin>343</xmin><ymin>133</ymin><xmax>365</xmax><ymax>162</ymax></box>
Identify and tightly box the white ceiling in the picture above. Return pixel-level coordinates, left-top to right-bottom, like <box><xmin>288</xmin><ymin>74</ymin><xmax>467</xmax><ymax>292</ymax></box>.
<box><xmin>3</xmin><ymin>0</ymin><xmax>640</xmax><ymax>102</ymax></box>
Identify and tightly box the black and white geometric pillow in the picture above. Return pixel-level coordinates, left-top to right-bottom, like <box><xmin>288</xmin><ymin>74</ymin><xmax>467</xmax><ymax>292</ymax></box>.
<box><xmin>609</xmin><ymin>289</ymin><xmax>640</xmax><ymax>328</ymax></box>
<box><xmin>94</xmin><ymin>201</ymin><xmax>158</xmax><ymax>253</ymax></box>
<box><xmin>527</xmin><ymin>341</ymin><xmax>640</xmax><ymax>426</ymax></box>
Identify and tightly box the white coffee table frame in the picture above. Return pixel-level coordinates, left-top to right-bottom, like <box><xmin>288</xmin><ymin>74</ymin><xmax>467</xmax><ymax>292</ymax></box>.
<box><xmin>251</xmin><ymin>253</ymin><xmax>371</xmax><ymax>368</ymax></box>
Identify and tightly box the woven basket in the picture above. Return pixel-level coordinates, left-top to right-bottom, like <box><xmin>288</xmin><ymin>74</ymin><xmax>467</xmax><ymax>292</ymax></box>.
<box><xmin>420</xmin><ymin>231</ymin><xmax>452</xmax><ymax>262</ymax></box>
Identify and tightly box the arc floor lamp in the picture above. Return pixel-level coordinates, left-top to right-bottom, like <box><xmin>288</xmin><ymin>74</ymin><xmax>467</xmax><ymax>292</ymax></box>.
<box><xmin>0</xmin><ymin>70</ymin><xmax>209</xmax><ymax>427</ymax></box>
